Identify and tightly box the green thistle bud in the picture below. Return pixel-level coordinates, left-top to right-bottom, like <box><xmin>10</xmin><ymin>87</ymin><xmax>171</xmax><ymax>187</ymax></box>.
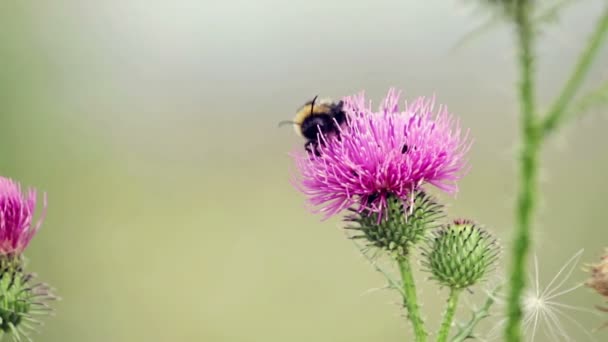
<box><xmin>0</xmin><ymin>255</ymin><xmax>57</xmax><ymax>341</ymax></box>
<box><xmin>346</xmin><ymin>190</ymin><xmax>444</xmax><ymax>257</ymax></box>
<box><xmin>422</xmin><ymin>219</ymin><xmax>499</xmax><ymax>290</ymax></box>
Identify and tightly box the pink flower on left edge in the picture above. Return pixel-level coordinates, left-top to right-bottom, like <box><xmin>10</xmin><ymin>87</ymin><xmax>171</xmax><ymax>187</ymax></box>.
<box><xmin>0</xmin><ymin>176</ymin><xmax>47</xmax><ymax>255</ymax></box>
<box><xmin>292</xmin><ymin>88</ymin><xmax>472</xmax><ymax>219</ymax></box>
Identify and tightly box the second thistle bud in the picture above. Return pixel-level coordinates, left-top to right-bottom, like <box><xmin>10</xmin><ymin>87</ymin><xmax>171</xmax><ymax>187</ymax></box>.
<box><xmin>346</xmin><ymin>190</ymin><xmax>444</xmax><ymax>257</ymax></box>
<box><xmin>0</xmin><ymin>256</ymin><xmax>56</xmax><ymax>339</ymax></box>
<box><xmin>422</xmin><ymin>219</ymin><xmax>499</xmax><ymax>289</ymax></box>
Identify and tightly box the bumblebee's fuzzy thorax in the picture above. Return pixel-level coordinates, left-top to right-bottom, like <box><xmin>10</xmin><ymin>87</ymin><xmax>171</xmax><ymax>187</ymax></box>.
<box><xmin>294</xmin><ymin>98</ymin><xmax>337</xmax><ymax>136</ymax></box>
<box><xmin>291</xmin><ymin>97</ymin><xmax>347</xmax><ymax>155</ymax></box>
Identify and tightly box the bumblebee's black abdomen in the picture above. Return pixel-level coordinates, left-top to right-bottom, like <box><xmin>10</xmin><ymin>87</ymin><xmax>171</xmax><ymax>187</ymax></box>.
<box><xmin>332</xmin><ymin>110</ymin><xmax>346</xmax><ymax>126</ymax></box>
<box><xmin>331</xmin><ymin>101</ymin><xmax>346</xmax><ymax>125</ymax></box>
<box><xmin>301</xmin><ymin>114</ymin><xmax>335</xmax><ymax>140</ymax></box>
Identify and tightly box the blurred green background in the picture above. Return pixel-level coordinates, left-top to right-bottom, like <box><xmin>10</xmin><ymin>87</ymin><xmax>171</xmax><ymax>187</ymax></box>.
<box><xmin>1</xmin><ymin>0</ymin><xmax>607</xmax><ymax>341</ymax></box>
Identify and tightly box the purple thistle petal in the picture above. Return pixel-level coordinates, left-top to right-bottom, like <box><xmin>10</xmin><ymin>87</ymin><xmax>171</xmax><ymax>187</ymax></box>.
<box><xmin>0</xmin><ymin>176</ymin><xmax>47</xmax><ymax>255</ymax></box>
<box><xmin>292</xmin><ymin>88</ymin><xmax>472</xmax><ymax>220</ymax></box>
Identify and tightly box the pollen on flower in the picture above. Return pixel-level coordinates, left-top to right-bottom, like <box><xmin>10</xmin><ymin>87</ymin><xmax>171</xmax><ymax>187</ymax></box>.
<box><xmin>291</xmin><ymin>88</ymin><xmax>471</xmax><ymax>220</ymax></box>
<box><xmin>0</xmin><ymin>176</ymin><xmax>47</xmax><ymax>256</ymax></box>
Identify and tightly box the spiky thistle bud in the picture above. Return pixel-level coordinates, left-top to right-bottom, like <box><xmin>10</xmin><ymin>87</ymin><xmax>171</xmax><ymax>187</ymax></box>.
<box><xmin>0</xmin><ymin>177</ymin><xmax>57</xmax><ymax>341</ymax></box>
<box><xmin>422</xmin><ymin>219</ymin><xmax>499</xmax><ymax>289</ymax></box>
<box><xmin>346</xmin><ymin>190</ymin><xmax>444</xmax><ymax>257</ymax></box>
<box><xmin>0</xmin><ymin>256</ymin><xmax>56</xmax><ymax>339</ymax></box>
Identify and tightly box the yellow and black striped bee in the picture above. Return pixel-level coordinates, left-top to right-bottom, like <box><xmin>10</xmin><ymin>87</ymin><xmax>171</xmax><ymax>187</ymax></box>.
<box><xmin>280</xmin><ymin>96</ymin><xmax>347</xmax><ymax>156</ymax></box>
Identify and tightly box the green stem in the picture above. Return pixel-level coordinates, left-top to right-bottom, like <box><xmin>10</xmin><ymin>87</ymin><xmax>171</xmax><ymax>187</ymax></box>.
<box><xmin>506</xmin><ymin>2</ymin><xmax>539</xmax><ymax>342</ymax></box>
<box><xmin>437</xmin><ymin>289</ymin><xmax>461</xmax><ymax>342</ymax></box>
<box><xmin>451</xmin><ymin>286</ymin><xmax>501</xmax><ymax>342</ymax></box>
<box><xmin>542</xmin><ymin>5</ymin><xmax>608</xmax><ymax>136</ymax></box>
<box><xmin>505</xmin><ymin>3</ymin><xmax>608</xmax><ymax>342</ymax></box>
<box><xmin>397</xmin><ymin>257</ymin><xmax>427</xmax><ymax>342</ymax></box>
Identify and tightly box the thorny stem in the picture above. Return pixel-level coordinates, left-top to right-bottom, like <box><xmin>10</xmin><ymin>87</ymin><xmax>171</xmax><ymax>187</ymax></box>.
<box><xmin>450</xmin><ymin>0</ymin><xmax>579</xmax><ymax>52</ymax></box>
<box><xmin>505</xmin><ymin>3</ymin><xmax>608</xmax><ymax>342</ymax></box>
<box><xmin>570</xmin><ymin>79</ymin><xmax>608</xmax><ymax>118</ymax></box>
<box><xmin>437</xmin><ymin>289</ymin><xmax>461</xmax><ymax>342</ymax></box>
<box><xmin>451</xmin><ymin>286</ymin><xmax>501</xmax><ymax>342</ymax></box>
<box><xmin>506</xmin><ymin>1</ymin><xmax>539</xmax><ymax>342</ymax></box>
<box><xmin>350</xmin><ymin>239</ymin><xmax>406</xmax><ymax>298</ymax></box>
<box><xmin>541</xmin><ymin>6</ymin><xmax>608</xmax><ymax>137</ymax></box>
<box><xmin>397</xmin><ymin>257</ymin><xmax>427</xmax><ymax>342</ymax></box>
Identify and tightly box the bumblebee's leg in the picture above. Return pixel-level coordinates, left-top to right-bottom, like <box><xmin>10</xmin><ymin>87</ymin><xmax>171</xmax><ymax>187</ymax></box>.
<box><xmin>305</xmin><ymin>141</ymin><xmax>321</xmax><ymax>156</ymax></box>
<box><xmin>304</xmin><ymin>140</ymin><xmax>315</xmax><ymax>154</ymax></box>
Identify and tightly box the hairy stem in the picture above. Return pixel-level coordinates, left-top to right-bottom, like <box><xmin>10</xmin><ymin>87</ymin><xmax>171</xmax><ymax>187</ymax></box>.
<box><xmin>397</xmin><ymin>257</ymin><xmax>427</xmax><ymax>342</ymax></box>
<box><xmin>542</xmin><ymin>6</ymin><xmax>608</xmax><ymax>136</ymax></box>
<box><xmin>570</xmin><ymin>79</ymin><xmax>608</xmax><ymax>118</ymax></box>
<box><xmin>437</xmin><ymin>289</ymin><xmax>461</xmax><ymax>342</ymax></box>
<box><xmin>506</xmin><ymin>1</ymin><xmax>539</xmax><ymax>342</ymax></box>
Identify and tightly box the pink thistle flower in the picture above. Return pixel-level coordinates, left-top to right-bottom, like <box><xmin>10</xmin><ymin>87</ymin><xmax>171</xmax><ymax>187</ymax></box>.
<box><xmin>292</xmin><ymin>88</ymin><xmax>471</xmax><ymax>219</ymax></box>
<box><xmin>0</xmin><ymin>176</ymin><xmax>47</xmax><ymax>255</ymax></box>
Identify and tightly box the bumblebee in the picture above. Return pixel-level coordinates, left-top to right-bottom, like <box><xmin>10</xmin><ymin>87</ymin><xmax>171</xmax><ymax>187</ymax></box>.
<box><xmin>280</xmin><ymin>96</ymin><xmax>347</xmax><ymax>156</ymax></box>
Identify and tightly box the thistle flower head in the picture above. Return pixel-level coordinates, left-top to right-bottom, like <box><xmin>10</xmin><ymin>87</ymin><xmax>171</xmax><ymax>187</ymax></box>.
<box><xmin>293</xmin><ymin>88</ymin><xmax>471</xmax><ymax>219</ymax></box>
<box><xmin>0</xmin><ymin>177</ymin><xmax>46</xmax><ymax>256</ymax></box>
<box><xmin>346</xmin><ymin>190</ymin><xmax>444</xmax><ymax>257</ymax></box>
<box><xmin>422</xmin><ymin>219</ymin><xmax>499</xmax><ymax>290</ymax></box>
